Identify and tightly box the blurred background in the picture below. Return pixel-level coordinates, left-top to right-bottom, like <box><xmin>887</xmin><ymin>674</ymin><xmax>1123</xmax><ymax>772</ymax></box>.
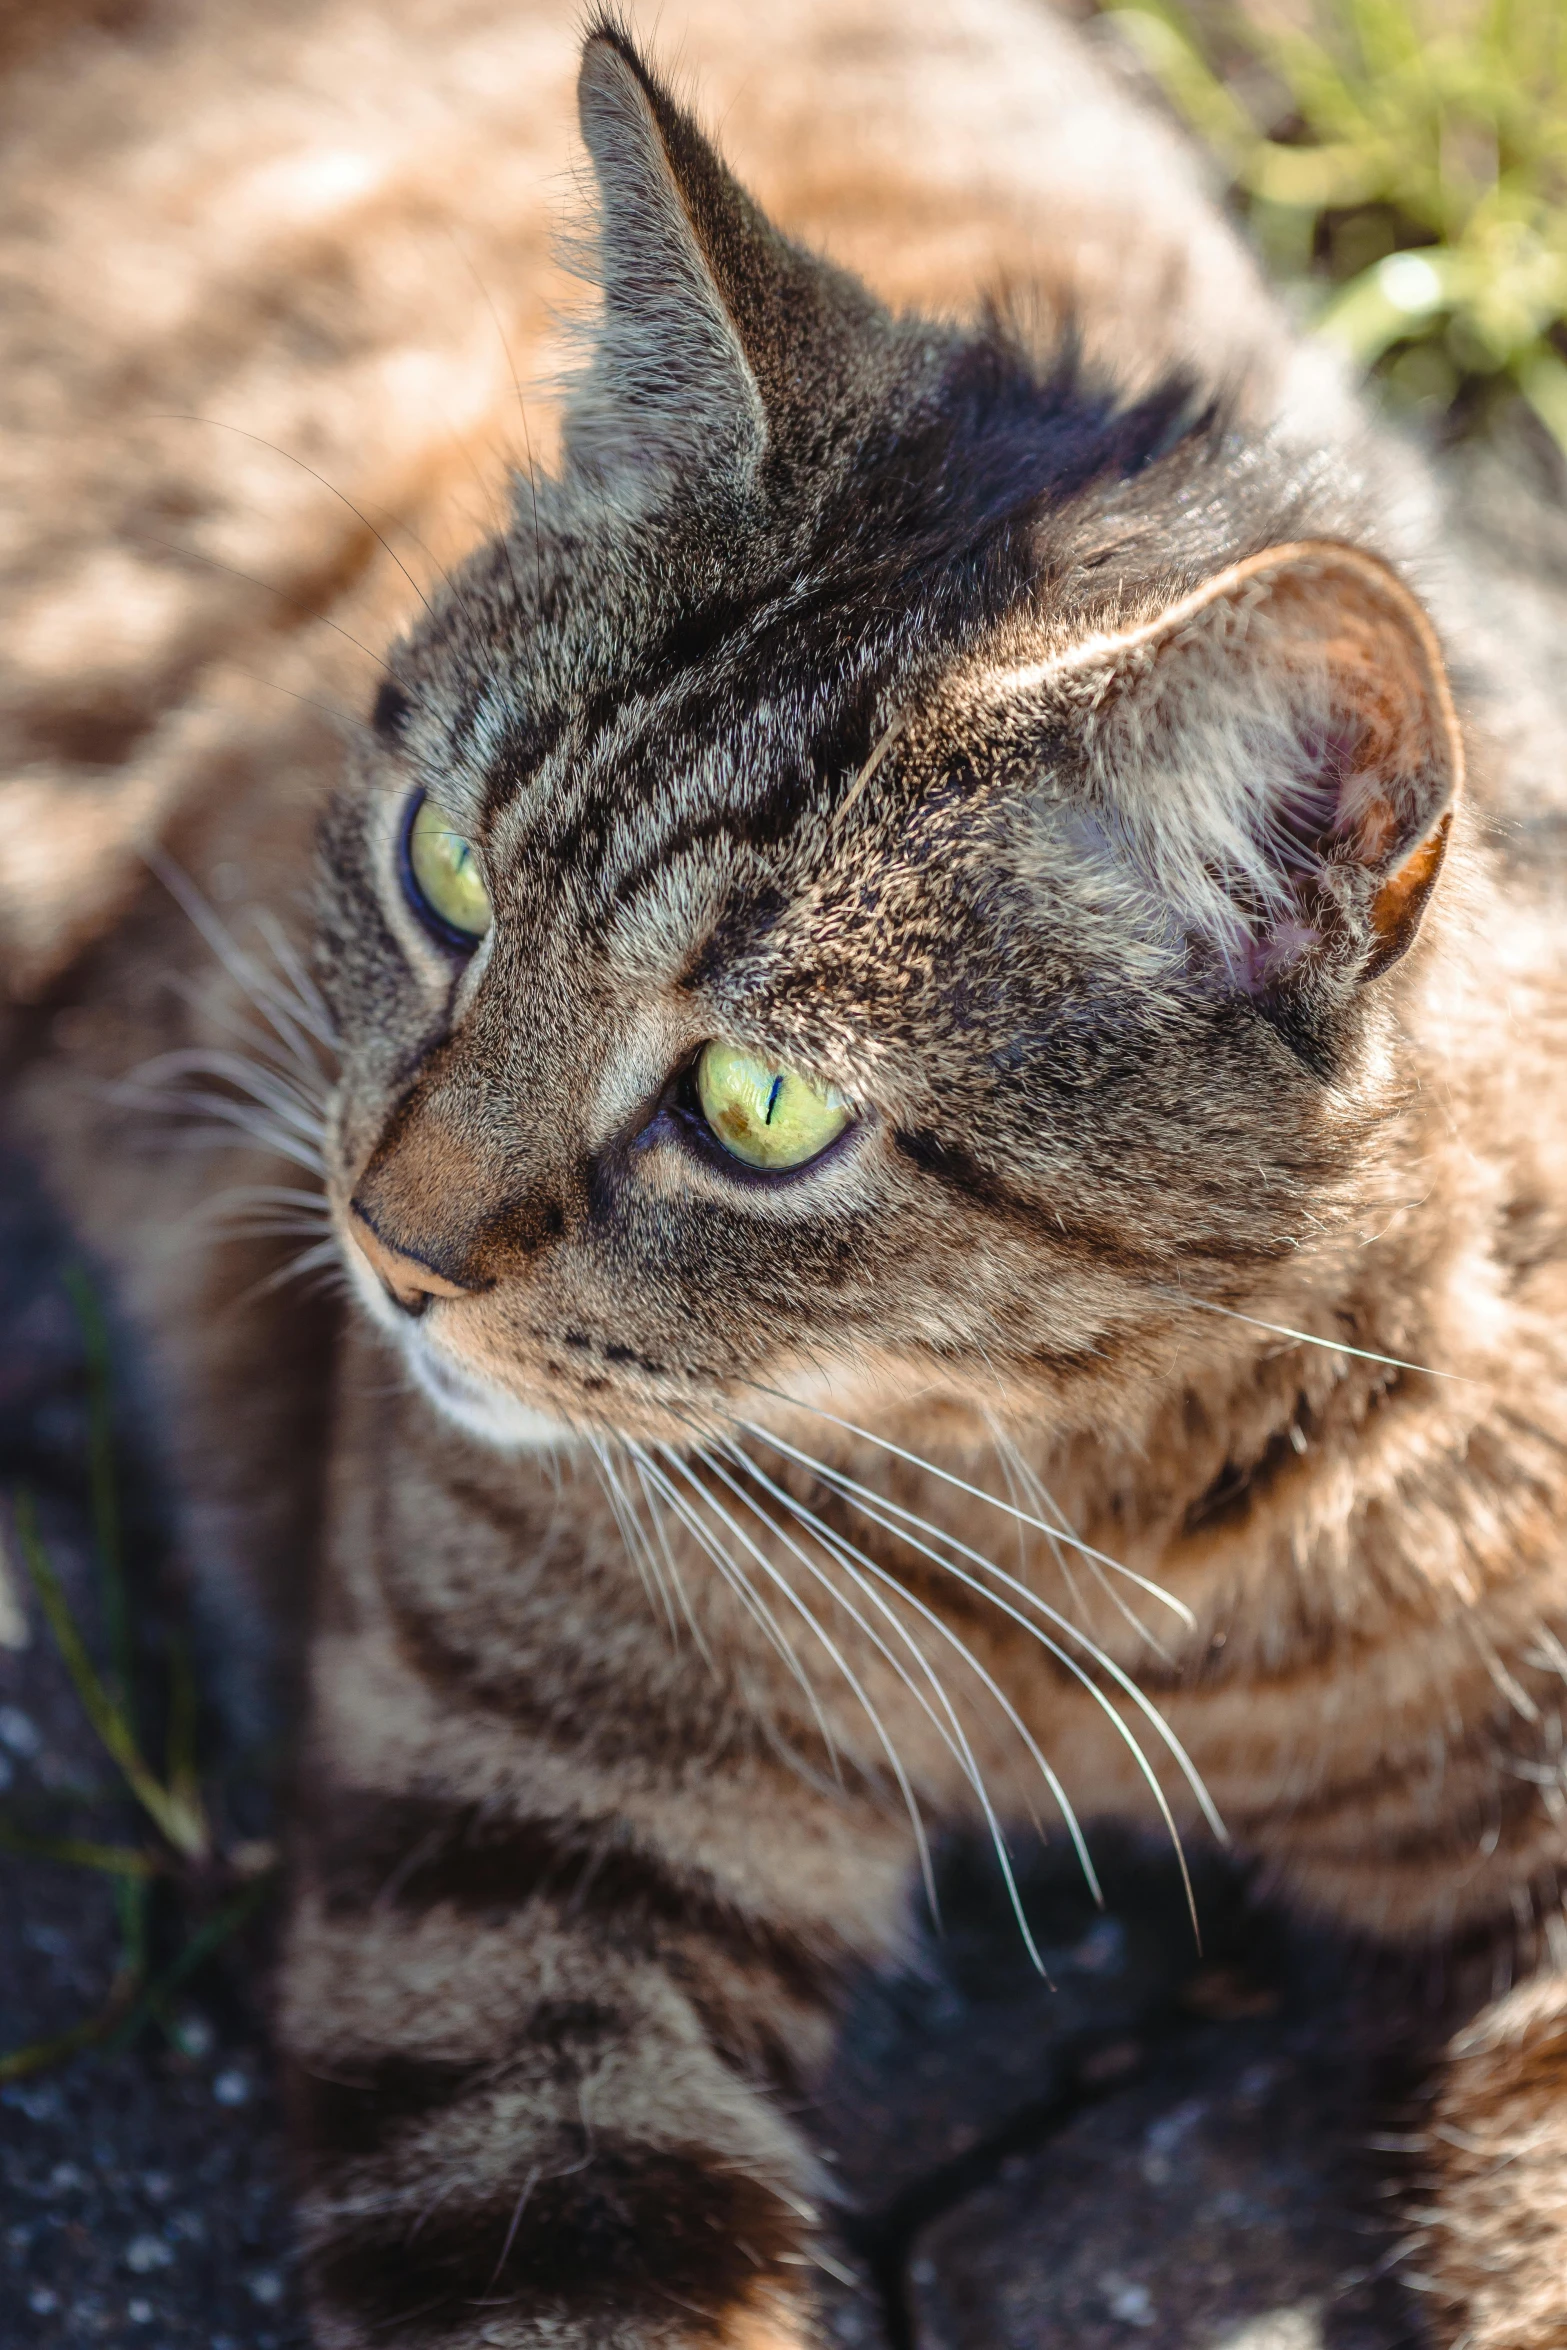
<box><xmin>1106</xmin><ymin>0</ymin><xmax>1567</xmax><ymax>457</ymax></box>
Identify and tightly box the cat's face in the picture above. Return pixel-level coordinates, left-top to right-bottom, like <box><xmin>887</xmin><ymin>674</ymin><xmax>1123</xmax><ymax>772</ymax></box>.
<box><xmin>317</xmin><ymin>31</ymin><xmax>1461</xmax><ymax>1455</ymax></box>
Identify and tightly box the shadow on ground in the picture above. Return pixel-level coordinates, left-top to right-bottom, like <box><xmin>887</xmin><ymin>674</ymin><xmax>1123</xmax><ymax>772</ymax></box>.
<box><xmin>0</xmin><ymin>1145</ymin><xmax>1432</xmax><ymax>2350</ymax></box>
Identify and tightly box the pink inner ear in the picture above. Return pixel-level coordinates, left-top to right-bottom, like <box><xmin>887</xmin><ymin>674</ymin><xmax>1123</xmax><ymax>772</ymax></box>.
<box><xmin>1231</xmin><ymin>916</ymin><xmax>1326</xmax><ymax>997</ymax></box>
<box><xmin>1236</xmin><ymin>598</ymin><xmax>1459</xmax><ymax>989</ymax></box>
<box><xmin>1050</xmin><ymin>538</ymin><xmax>1462</xmax><ymax>993</ymax></box>
<box><xmin>1270</xmin><ymin>717</ymin><xmax>1365</xmax><ymax>876</ymax></box>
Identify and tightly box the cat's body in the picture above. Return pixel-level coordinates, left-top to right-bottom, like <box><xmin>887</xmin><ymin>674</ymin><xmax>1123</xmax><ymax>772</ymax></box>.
<box><xmin>10</xmin><ymin>4</ymin><xmax>1567</xmax><ymax>2347</ymax></box>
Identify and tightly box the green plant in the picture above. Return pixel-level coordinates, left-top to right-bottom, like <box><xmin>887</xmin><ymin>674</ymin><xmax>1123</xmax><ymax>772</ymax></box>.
<box><xmin>0</xmin><ymin>1274</ymin><xmax>275</xmax><ymax>2083</ymax></box>
<box><xmin>1107</xmin><ymin>0</ymin><xmax>1567</xmax><ymax>448</ymax></box>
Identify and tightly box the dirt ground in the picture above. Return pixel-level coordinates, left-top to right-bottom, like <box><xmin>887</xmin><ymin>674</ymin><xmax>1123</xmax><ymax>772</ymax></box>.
<box><xmin>0</xmin><ymin>1135</ymin><xmax>1435</xmax><ymax>2350</ymax></box>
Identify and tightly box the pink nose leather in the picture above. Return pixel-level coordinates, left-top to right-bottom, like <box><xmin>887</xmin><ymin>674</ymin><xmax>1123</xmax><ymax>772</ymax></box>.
<box><xmin>346</xmin><ymin>1207</ymin><xmax>472</xmax><ymax>1314</ymax></box>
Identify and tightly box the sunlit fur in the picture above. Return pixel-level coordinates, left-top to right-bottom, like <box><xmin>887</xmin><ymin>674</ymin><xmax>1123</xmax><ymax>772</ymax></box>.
<box><xmin>11</xmin><ymin>5</ymin><xmax>1567</xmax><ymax>2348</ymax></box>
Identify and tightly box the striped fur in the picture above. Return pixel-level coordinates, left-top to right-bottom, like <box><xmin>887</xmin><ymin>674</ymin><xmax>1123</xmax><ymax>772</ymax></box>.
<box><xmin>11</xmin><ymin>4</ymin><xmax>1567</xmax><ymax>2344</ymax></box>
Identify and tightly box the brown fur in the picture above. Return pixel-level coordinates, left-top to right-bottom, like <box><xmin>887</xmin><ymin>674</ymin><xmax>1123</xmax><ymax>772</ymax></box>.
<box><xmin>9</xmin><ymin>4</ymin><xmax>1567</xmax><ymax>2346</ymax></box>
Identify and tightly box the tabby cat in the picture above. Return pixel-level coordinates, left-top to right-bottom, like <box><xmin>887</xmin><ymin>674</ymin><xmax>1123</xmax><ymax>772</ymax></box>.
<box><xmin>13</xmin><ymin>5</ymin><xmax>1567</xmax><ymax>2347</ymax></box>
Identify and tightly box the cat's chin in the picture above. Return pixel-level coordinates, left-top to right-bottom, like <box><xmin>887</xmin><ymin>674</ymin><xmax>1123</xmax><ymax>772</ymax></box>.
<box><xmin>403</xmin><ymin>1337</ymin><xmax>574</xmax><ymax>1453</ymax></box>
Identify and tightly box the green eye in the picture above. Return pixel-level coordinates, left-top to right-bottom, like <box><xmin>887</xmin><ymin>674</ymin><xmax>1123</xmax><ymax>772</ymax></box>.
<box><xmin>404</xmin><ymin>794</ymin><xmax>492</xmax><ymax>944</ymax></box>
<box><xmin>695</xmin><ymin>1041</ymin><xmax>851</xmax><ymax>1172</ymax></box>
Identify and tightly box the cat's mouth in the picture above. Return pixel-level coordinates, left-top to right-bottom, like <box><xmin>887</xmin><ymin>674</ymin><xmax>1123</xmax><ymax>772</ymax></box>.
<box><xmin>331</xmin><ymin>1199</ymin><xmax>578</xmax><ymax>1448</ymax></box>
<box><xmin>403</xmin><ymin>1331</ymin><xmax>576</xmax><ymax>1451</ymax></box>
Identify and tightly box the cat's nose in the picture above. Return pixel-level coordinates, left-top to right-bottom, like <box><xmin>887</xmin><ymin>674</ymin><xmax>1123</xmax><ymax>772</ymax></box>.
<box><xmin>345</xmin><ymin>1202</ymin><xmax>474</xmax><ymax>1318</ymax></box>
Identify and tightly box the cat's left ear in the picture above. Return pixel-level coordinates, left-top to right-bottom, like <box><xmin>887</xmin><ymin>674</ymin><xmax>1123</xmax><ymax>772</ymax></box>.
<box><xmin>1030</xmin><ymin>540</ymin><xmax>1463</xmax><ymax>991</ymax></box>
<box><xmin>567</xmin><ymin>23</ymin><xmax>843</xmax><ymax>496</ymax></box>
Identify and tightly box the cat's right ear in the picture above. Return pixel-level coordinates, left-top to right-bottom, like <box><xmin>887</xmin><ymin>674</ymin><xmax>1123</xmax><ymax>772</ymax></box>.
<box><xmin>566</xmin><ymin>25</ymin><xmax>772</xmax><ymax>494</ymax></box>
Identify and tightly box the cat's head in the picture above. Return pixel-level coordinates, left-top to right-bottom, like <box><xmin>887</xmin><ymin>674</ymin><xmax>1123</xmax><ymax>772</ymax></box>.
<box><xmin>318</xmin><ymin>21</ymin><xmax>1462</xmax><ymax>1455</ymax></box>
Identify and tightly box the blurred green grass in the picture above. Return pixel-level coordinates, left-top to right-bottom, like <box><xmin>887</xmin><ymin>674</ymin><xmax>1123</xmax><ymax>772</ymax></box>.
<box><xmin>1106</xmin><ymin>0</ymin><xmax>1567</xmax><ymax>451</ymax></box>
<box><xmin>1</xmin><ymin>1274</ymin><xmax>275</xmax><ymax>2083</ymax></box>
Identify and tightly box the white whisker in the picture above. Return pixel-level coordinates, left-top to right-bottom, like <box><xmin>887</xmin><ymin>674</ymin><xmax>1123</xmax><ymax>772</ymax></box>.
<box><xmin>685</xmin><ymin>1435</ymin><xmax>1043</xmax><ymax>1947</ymax></box>
<box><xmin>214</xmin><ymin>1219</ymin><xmax>337</xmax><ymax>1242</ymax></box>
<box><xmin>1152</xmin><ymin>1287</ymin><xmax>1471</xmax><ymax>1384</ymax></box>
<box><xmin>981</xmin><ymin>1413</ymin><xmax>1036</xmax><ymax>1582</ymax></box>
<box><xmin>197</xmin><ymin>1183</ymin><xmax>332</xmax><ymax>1219</ymax></box>
<box><xmin>983</xmin><ymin>1410</ymin><xmax>1177</xmax><ymax>1668</ymax></box>
<box><xmin>144</xmin><ymin>846</ymin><xmax>337</xmax><ymax>1061</ymax></box>
<box><xmin>248</xmin><ymin>906</ymin><xmax>337</xmax><ymax>1044</ymax></box>
<box><xmin>119</xmin><ymin>1028</ymin><xmax>330</xmax><ymax>1179</ymax></box>
<box><xmin>163</xmin><ymin>966</ymin><xmax>332</xmax><ymax>1095</ymax></box>
<box><xmin>237</xmin><ymin>1237</ymin><xmax>345</xmax><ymax>1304</ymax></box>
<box><xmin>638</xmin><ymin>1442</ymin><xmax>939</xmax><ymax>1911</ymax></box>
<box><xmin>737</xmin><ymin>1414</ymin><xmax>1219</xmax><ymax>1824</ymax></box>
<box><xmin>630</xmin><ymin>1455</ymin><xmax>718</xmax><ymax>1672</ymax></box>
<box><xmin>714</xmin><ymin>1433</ymin><xmax>1096</xmax><ymax>1875</ymax></box>
<box><xmin>126</xmin><ymin>1088</ymin><xmax>327</xmax><ymax>1176</ymax></box>
<box><xmin>748</xmin><ymin>1383</ymin><xmax>1194</xmax><ymax>1627</ymax></box>
<box><xmin>706</xmin><ymin>1433</ymin><xmax>1092</xmax><ymax>1954</ymax></box>
<box><xmin>589</xmin><ymin>1437</ymin><xmax>678</xmax><ymax>1646</ymax></box>
<box><xmin>629</xmin><ymin>1447</ymin><xmax>849</xmax><ymax>1795</ymax></box>
<box><xmin>125</xmin><ymin>1047</ymin><xmax>327</xmax><ymax>1144</ymax></box>
<box><xmin>194</xmin><ymin>1189</ymin><xmax>332</xmax><ymax>1244</ymax></box>
<box><xmin>992</xmin><ymin>1427</ymin><xmax>1089</xmax><ymax>1623</ymax></box>
<box><xmin>733</xmin><ymin>1414</ymin><xmax>1223</xmax><ymax>1938</ymax></box>
<box><xmin>124</xmin><ymin>846</ymin><xmax>339</xmax><ymax>1191</ymax></box>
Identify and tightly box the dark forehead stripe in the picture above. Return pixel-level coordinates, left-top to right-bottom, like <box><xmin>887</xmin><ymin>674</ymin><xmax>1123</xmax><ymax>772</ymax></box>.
<box><xmin>478</xmin><ymin>615</ymin><xmax>893</xmax><ymax>938</ymax></box>
<box><xmin>459</xmin><ymin>583</ymin><xmax>775</xmax><ymax>827</ymax></box>
<box><xmin>371</xmin><ymin>678</ymin><xmax>414</xmax><ymax>744</ymax></box>
<box><xmin>476</xmin><ymin>511</ymin><xmax>1039</xmax><ymax>929</ymax></box>
<box><xmin>584</xmin><ymin>681</ymin><xmax>897</xmax><ymax>922</ymax></box>
<box><xmin>418</xmin><ymin>325</ymin><xmax>1209</xmax><ymax>857</ymax></box>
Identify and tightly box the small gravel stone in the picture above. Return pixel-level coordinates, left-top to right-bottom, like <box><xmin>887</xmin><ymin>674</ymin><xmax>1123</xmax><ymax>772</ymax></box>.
<box><xmin>1214</xmin><ymin>2310</ymin><xmax>1324</xmax><ymax>2350</ymax></box>
<box><xmin>1072</xmin><ymin>1918</ymin><xmax>1127</xmax><ymax>1975</ymax></box>
<box><xmin>0</xmin><ymin>1702</ymin><xmax>41</xmax><ymax>1756</ymax></box>
<box><xmin>170</xmin><ymin>2010</ymin><xmax>216</xmax><ymax>2060</ymax></box>
<box><xmin>28</xmin><ymin>2284</ymin><xmax>59</xmax><ymax>2314</ymax></box>
<box><xmin>1141</xmin><ymin>2096</ymin><xmax>1206</xmax><ymax>2184</ymax></box>
<box><xmin>3</xmin><ymin>2079</ymin><xmax>63</xmax><ymax>2121</ymax></box>
<box><xmin>125</xmin><ymin>2231</ymin><xmax>176</xmax><ymax>2274</ymax></box>
<box><xmin>213</xmin><ymin>2067</ymin><xmax>251</xmax><ymax>2107</ymax></box>
<box><xmin>1106</xmin><ymin>2276</ymin><xmax>1156</xmax><ymax>2327</ymax></box>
